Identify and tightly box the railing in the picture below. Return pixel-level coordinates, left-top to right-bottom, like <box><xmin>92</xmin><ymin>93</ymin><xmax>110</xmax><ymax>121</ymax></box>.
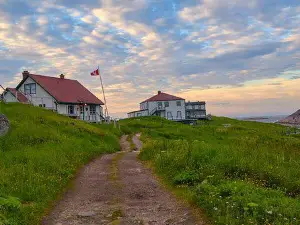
<box><xmin>77</xmin><ymin>112</ymin><xmax>105</xmax><ymax>122</ymax></box>
<box><xmin>157</xmin><ymin>105</ymin><xmax>165</xmax><ymax>110</ymax></box>
<box><xmin>150</xmin><ymin>107</ymin><xmax>157</xmax><ymax>115</ymax></box>
<box><xmin>97</xmin><ymin>112</ymin><xmax>105</xmax><ymax>120</ymax></box>
<box><xmin>20</xmin><ymin>90</ymin><xmax>33</xmax><ymax>104</ymax></box>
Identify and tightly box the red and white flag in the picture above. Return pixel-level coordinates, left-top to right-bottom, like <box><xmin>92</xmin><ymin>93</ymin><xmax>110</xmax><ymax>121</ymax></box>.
<box><xmin>91</xmin><ymin>68</ymin><xmax>100</xmax><ymax>76</ymax></box>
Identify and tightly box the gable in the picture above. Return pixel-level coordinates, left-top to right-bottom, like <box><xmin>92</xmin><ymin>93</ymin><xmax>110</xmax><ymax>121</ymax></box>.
<box><xmin>17</xmin><ymin>77</ymin><xmax>55</xmax><ymax>100</ymax></box>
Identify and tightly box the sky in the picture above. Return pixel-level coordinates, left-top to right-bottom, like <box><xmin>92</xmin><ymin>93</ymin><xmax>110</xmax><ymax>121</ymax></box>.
<box><xmin>0</xmin><ymin>0</ymin><xmax>300</xmax><ymax>118</ymax></box>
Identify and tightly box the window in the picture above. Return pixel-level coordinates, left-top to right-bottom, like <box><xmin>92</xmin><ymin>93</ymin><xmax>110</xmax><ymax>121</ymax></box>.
<box><xmin>80</xmin><ymin>105</ymin><xmax>84</xmax><ymax>114</ymax></box>
<box><xmin>176</xmin><ymin>101</ymin><xmax>181</xmax><ymax>106</ymax></box>
<box><xmin>157</xmin><ymin>102</ymin><xmax>163</xmax><ymax>109</ymax></box>
<box><xmin>39</xmin><ymin>104</ymin><xmax>46</xmax><ymax>108</ymax></box>
<box><xmin>194</xmin><ymin>105</ymin><xmax>200</xmax><ymax>109</ymax></box>
<box><xmin>137</xmin><ymin>113</ymin><xmax>142</xmax><ymax>117</ymax></box>
<box><xmin>200</xmin><ymin>105</ymin><xmax>205</xmax><ymax>110</ymax></box>
<box><xmin>90</xmin><ymin>105</ymin><xmax>96</xmax><ymax>115</ymax></box>
<box><xmin>68</xmin><ymin>105</ymin><xmax>74</xmax><ymax>115</ymax></box>
<box><xmin>177</xmin><ymin>111</ymin><xmax>182</xmax><ymax>119</ymax></box>
<box><xmin>24</xmin><ymin>83</ymin><xmax>36</xmax><ymax>94</ymax></box>
<box><xmin>164</xmin><ymin>101</ymin><xmax>169</xmax><ymax>107</ymax></box>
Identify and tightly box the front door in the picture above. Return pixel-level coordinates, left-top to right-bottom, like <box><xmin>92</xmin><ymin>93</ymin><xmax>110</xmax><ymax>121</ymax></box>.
<box><xmin>177</xmin><ymin>111</ymin><xmax>182</xmax><ymax>119</ymax></box>
<box><xmin>80</xmin><ymin>105</ymin><xmax>84</xmax><ymax>119</ymax></box>
<box><xmin>68</xmin><ymin>105</ymin><xmax>74</xmax><ymax>115</ymax></box>
<box><xmin>167</xmin><ymin>112</ymin><xmax>172</xmax><ymax>120</ymax></box>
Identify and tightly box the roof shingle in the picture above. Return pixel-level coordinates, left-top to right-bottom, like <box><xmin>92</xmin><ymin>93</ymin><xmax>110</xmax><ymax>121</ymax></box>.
<box><xmin>6</xmin><ymin>88</ymin><xmax>29</xmax><ymax>103</ymax></box>
<box><xmin>141</xmin><ymin>91</ymin><xmax>184</xmax><ymax>103</ymax></box>
<box><xmin>23</xmin><ymin>74</ymin><xmax>104</xmax><ymax>105</ymax></box>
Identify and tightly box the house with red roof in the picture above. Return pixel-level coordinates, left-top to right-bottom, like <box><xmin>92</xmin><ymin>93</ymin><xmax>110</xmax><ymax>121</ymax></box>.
<box><xmin>3</xmin><ymin>71</ymin><xmax>104</xmax><ymax>122</ymax></box>
<box><xmin>128</xmin><ymin>91</ymin><xmax>207</xmax><ymax>120</ymax></box>
<box><xmin>2</xmin><ymin>88</ymin><xmax>29</xmax><ymax>103</ymax></box>
<box><xmin>128</xmin><ymin>91</ymin><xmax>187</xmax><ymax>120</ymax></box>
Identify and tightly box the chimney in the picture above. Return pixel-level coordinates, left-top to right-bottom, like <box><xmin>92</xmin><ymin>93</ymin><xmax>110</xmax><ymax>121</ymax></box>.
<box><xmin>22</xmin><ymin>71</ymin><xmax>30</xmax><ymax>79</ymax></box>
<box><xmin>158</xmin><ymin>91</ymin><xmax>161</xmax><ymax>94</ymax></box>
<box><xmin>60</xmin><ymin>74</ymin><xmax>65</xmax><ymax>79</ymax></box>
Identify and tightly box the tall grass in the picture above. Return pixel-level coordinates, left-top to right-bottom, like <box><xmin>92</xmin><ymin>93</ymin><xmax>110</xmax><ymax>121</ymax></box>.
<box><xmin>0</xmin><ymin>103</ymin><xmax>120</xmax><ymax>225</ymax></box>
<box><xmin>120</xmin><ymin>117</ymin><xmax>300</xmax><ymax>224</ymax></box>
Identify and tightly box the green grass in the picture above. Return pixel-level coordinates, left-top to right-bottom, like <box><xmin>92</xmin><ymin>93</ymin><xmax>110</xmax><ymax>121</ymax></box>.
<box><xmin>0</xmin><ymin>103</ymin><xmax>121</xmax><ymax>225</ymax></box>
<box><xmin>120</xmin><ymin>116</ymin><xmax>300</xmax><ymax>225</ymax></box>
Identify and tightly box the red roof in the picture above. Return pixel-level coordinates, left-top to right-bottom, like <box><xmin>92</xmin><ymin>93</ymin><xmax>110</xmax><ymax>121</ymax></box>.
<box><xmin>19</xmin><ymin>74</ymin><xmax>104</xmax><ymax>105</ymax></box>
<box><xmin>141</xmin><ymin>91</ymin><xmax>184</xmax><ymax>103</ymax></box>
<box><xmin>6</xmin><ymin>88</ymin><xmax>29</xmax><ymax>103</ymax></box>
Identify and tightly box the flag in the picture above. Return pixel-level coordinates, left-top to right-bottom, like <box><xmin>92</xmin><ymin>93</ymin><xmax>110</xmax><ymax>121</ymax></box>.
<box><xmin>91</xmin><ymin>68</ymin><xmax>100</xmax><ymax>76</ymax></box>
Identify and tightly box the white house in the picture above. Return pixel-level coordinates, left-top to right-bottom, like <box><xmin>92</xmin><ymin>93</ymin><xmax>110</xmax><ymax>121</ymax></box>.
<box><xmin>2</xmin><ymin>71</ymin><xmax>104</xmax><ymax>122</ymax></box>
<box><xmin>2</xmin><ymin>88</ymin><xmax>29</xmax><ymax>103</ymax></box>
<box><xmin>128</xmin><ymin>91</ymin><xmax>186</xmax><ymax>120</ymax></box>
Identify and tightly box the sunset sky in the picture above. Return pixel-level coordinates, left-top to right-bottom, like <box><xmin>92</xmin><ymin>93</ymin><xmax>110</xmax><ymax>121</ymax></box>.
<box><xmin>1</xmin><ymin>0</ymin><xmax>300</xmax><ymax>118</ymax></box>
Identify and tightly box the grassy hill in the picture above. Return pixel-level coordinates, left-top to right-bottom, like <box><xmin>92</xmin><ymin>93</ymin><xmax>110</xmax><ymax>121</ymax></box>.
<box><xmin>120</xmin><ymin>117</ymin><xmax>300</xmax><ymax>225</ymax></box>
<box><xmin>0</xmin><ymin>103</ymin><xmax>120</xmax><ymax>225</ymax></box>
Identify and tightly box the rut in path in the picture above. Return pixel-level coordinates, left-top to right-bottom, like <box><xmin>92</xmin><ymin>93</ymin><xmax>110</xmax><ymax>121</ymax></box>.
<box><xmin>42</xmin><ymin>134</ymin><xmax>206</xmax><ymax>225</ymax></box>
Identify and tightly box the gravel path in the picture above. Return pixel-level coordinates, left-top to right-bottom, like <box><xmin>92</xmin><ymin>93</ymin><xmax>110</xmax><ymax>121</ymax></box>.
<box><xmin>42</xmin><ymin>134</ymin><xmax>205</xmax><ymax>225</ymax></box>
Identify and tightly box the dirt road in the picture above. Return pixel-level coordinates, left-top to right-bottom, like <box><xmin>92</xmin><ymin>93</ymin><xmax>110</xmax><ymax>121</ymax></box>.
<box><xmin>43</xmin><ymin>134</ymin><xmax>205</xmax><ymax>225</ymax></box>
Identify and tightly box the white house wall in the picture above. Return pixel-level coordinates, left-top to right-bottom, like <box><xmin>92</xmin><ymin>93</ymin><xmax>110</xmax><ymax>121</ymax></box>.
<box><xmin>18</xmin><ymin>77</ymin><xmax>56</xmax><ymax>109</ymax></box>
<box><xmin>17</xmin><ymin>77</ymin><xmax>103</xmax><ymax>122</ymax></box>
<box><xmin>57</xmin><ymin>103</ymin><xmax>102</xmax><ymax>122</ymax></box>
<box><xmin>148</xmin><ymin>100</ymin><xmax>186</xmax><ymax>120</ymax></box>
<box><xmin>3</xmin><ymin>92</ymin><xmax>17</xmax><ymax>102</ymax></box>
<box><xmin>128</xmin><ymin>110</ymin><xmax>149</xmax><ymax>118</ymax></box>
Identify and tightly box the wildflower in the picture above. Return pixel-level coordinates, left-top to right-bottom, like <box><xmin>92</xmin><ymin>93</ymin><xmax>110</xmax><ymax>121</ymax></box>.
<box><xmin>266</xmin><ymin>210</ymin><xmax>272</xmax><ymax>214</ymax></box>
<box><xmin>213</xmin><ymin>207</ymin><xmax>218</xmax><ymax>211</ymax></box>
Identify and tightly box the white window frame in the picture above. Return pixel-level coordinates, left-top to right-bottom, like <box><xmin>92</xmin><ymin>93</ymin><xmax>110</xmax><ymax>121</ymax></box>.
<box><xmin>157</xmin><ymin>102</ymin><xmax>163</xmax><ymax>109</ymax></box>
<box><xmin>164</xmin><ymin>101</ymin><xmax>169</xmax><ymax>107</ymax></box>
<box><xmin>79</xmin><ymin>105</ymin><xmax>84</xmax><ymax>114</ymax></box>
<box><xmin>24</xmin><ymin>83</ymin><xmax>36</xmax><ymax>94</ymax></box>
<box><xmin>90</xmin><ymin>105</ymin><xmax>96</xmax><ymax>115</ymax></box>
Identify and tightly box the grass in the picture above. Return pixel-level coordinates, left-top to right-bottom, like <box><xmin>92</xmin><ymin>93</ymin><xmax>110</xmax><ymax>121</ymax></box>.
<box><xmin>126</xmin><ymin>134</ymin><xmax>136</xmax><ymax>151</ymax></box>
<box><xmin>0</xmin><ymin>103</ymin><xmax>121</xmax><ymax>225</ymax></box>
<box><xmin>120</xmin><ymin>116</ymin><xmax>300</xmax><ymax>225</ymax></box>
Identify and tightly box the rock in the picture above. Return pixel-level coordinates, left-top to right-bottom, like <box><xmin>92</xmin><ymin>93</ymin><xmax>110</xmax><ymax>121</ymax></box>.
<box><xmin>0</xmin><ymin>114</ymin><xmax>9</xmax><ymax>136</ymax></box>
<box><xmin>77</xmin><ymin>211</ymin><xmax>96</xmax><ymax>217</ymax></box>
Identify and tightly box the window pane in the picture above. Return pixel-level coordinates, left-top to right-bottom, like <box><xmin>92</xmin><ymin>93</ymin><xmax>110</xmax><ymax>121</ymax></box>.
<box><xmin>177</xmin><ymin>101</ymin><xmax>181</xmax><ymax>106</ymax></box>
<box><xmin>24</xmin><ymin>84</ymin><xmax>30</xmax><ymax>94</ymax></box>
<box><xmin>30</xmin><ymin>84</ymin><xmax>36</xmax><ymax>94</ymax></box>
<box><xmin>164</xmin><ymin>101</ymin><xmax>169</xmax><ymax>107</ymax></box>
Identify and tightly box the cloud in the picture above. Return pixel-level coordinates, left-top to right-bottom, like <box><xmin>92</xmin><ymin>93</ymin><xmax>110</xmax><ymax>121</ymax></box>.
<box><xmin>0</xmin><ymin>0</ymin><xmax>300</xmax><ymax>118</ymax></box>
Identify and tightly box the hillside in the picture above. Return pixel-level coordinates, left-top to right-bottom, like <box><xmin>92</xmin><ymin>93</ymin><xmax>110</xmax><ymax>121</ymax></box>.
<box><xmin>0</xmin><ymin>103</ymin><xmax>120</xmax><ymax>225</ymax></box>
<box><xmin>280</xmin><ymin>109</ymin><xmax>300</xmax><ymax>124</ymax></box>
<box><xmin>120</xmin><ymin>117</ymin><xmax>300</xmax><ymax>225</ymax></box>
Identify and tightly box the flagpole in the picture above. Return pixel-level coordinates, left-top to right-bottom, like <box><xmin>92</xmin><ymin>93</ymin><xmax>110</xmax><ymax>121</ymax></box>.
<box><xmin>98</xmin><ymin>66</ymin><xmax>109</xmax><ymax>119</ymax></box>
